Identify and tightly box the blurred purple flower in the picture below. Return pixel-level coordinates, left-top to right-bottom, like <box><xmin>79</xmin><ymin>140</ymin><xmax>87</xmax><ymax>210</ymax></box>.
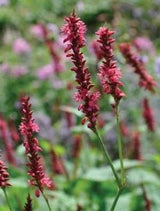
<box><xmin>0</xmin><ymin>0</ymin><xmax>9</xmax><ymax>6</ymax></box>
<box><xmin>155</xmin><ymin>57</ymin><xmax>160</xmax><ymax>76</ymax></box>
<box><xmin>133</xmin><ymin>37</ymin><xmax>155</xmax><ymax>53</ymax></box>
<box><xmin>30</xmin><ymin>25</ymin><xmax>43</xmax><ymax>39</ymax></box>
<box><xmin>0</xmin><ymin>63</ymin><xmax>10</xmax><ymax>73</ymax></box>
<box><xmin>47</xmin><ymin>23</ymin><xmax>59</xmax><ymax>36</ymax></box>
<box><xmin>37</xmin><ymin>64</ymin><xmax>53</xmax><ymax>80</ymax></box>
<box><xmin>56</xmin><ymin>34</ymin><xmax>67</xmax><ymax>49</ymax></box>
<box><xmin>12</xmin><ymin>66</ymin><xmax>28</xmax><ymax>77</ymax></box>
<box><xmin>52</xmin><ymin>79</ymin><xmax>64</xmax><ymax>89</ymax></box>
<box><xmin>13</xmin><ymin>38</ymin><xmax>31</xmax><ymax>55</ymax></box>
<box><xmin>137</xmin><ymin>55</ymin><xmax>148</xmax><ymax>64</ymax></box>
<box><xmin>35</xmin><ymin>113</ymin><xmax>54</xmax><ymax>142</ymax></box>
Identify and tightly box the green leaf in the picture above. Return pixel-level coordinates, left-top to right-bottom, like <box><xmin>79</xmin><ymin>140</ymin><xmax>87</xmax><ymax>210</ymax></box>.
<box><xmin>60</xmin><ymin>105</ymin><xmax>83</xmax><ymax>117</ymax></box>
<box><xmin>127</xmin><ymin>168</ymin><xmax>160</xmax><ymax>185</ymax></box>
<box><xmin>82</xmin><ymin>160</ymin><xmax>142</xmax><ymax>182</ymax></box>
<box><xmin>113</xmin><ymin>159</ymin><xmax>142</xmax><ymax>171</ymax></box>
<box><xmin>106</xmin><ymin>193</ymin><xmax>132</xmax><ymax>211</ymax></box>
<box><xmin>82</xmin><ymin>167</ymin><xmax>113</xmax><ymax>182</ymax></box>
<box><xmin>10</xmin><ymin>178</ymin><xmax>27</xmax><ymax>188</ymax></box>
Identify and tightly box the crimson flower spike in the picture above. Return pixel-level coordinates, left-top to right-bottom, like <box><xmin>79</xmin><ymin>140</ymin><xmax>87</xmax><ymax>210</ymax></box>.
<box><xmin>72</xmin><ymin>135</ymin><xmax>82</xmax><ymax>159</ymax></box>
<box><xmin>0</xmin><ymin>115</ymin><xmax>16</xmax><ymax>165</ymax></box>
<box><xmin>0</xmin><ymin>159</ymin><xmax>11</xmax><ymax>189</ymax></box>
<box><xmin>19</xmin><ymin>96</ymin><xmax>55</xmax><ymax>196</ymax></box>
<box><xmin>8</xmin><ymin>119</ymin><xmax>20</xmax><ymax>142</ymax></box>
<box><xmin>96</xmin><ymin>27</ymin><xmax>125</xmax><ymax>106</ymax></box>
<box><xmin>142</xmin><ymin>98</ymin><xmax>155</xmax><ymax>132</ymax></box>
<box><xmin>119</xmin><ymin>43</ymin><xmax>157</xmax><ymax>93</ymax></box>
<box><xmin>50</xmin><ymin>149</ymin><xmax>65</xmax><ymax>175</ymax></box>
<box><xmin>0</xmin><ymin>158</ymin><xmax>12</xmax><ymax>211</ymax></box>
<box><xmin>132</xmin><ymin>131</ymin><xmax>142</xmax><ymax>161</ymax></box>
<box><xmin>23</xmin><ymin>194</ymin><xmax>33</xmax><ymax>211</ymax></box>
<box><xmin>39</xmin><ymin>22</ymin><xmax>62</xmax><ymax>73</ymax></box>
<box><xmin>62</xmin><ymin>11</ymin><xmax>100</xmax><ymax>130</ymax></box>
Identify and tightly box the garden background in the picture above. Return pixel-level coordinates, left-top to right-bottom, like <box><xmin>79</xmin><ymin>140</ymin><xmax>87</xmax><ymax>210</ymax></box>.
<box><xmin>0</xmin><ymin>0</ymin><xmax>160</xmax><ymax>210</ymax></box>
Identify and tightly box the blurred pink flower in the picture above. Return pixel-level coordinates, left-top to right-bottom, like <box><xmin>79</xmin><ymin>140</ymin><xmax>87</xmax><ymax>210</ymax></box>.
<box><xmin>30</xmin><ymin>24</ymin><xmax>43</xmax><ymax>39</ymax></box>
<box><xmin>37</xmin><ymin>64</ymin><xmax>53</xmax><ymax>80</ymax></box>
<box><xmin>0</xmin><ymin>0</ymin><xmax>9</xmax><ymax>6</ymax></box>
<box><xmin>133</xmin><ymin>37</ymin><xmax>155</xmax><ymax>53</ymax></box>
<box><xmin>56</xmin><ymin>34</ymin><xmax>67</xmax><ymax>49</ymax></box>
<box><xmin>0</xmin><ymin>63</ymin><xmax>10</xmax><ymax>73</ymax></box>
<box><xmin>12</xmin><ymin>66</ymin><xmax>28</xmax><ymax>77</ymax></box>
<box><xmin>13</xmin><ymin>38</ymin><xmax>31</xmax><ymax>54</ymax></box>
<box><xmin>47</xmin><ymin>23</ymin><xmax>59</xmax><ymax>36</ymax></box>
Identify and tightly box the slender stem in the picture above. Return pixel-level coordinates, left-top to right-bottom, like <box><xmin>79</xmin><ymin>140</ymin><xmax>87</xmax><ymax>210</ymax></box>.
<box><xmin>3</xmin><ymin>188</ymin><xmax>13</xmax><ymax>211</ymax></box>
<box><xmin>115</xmin><ymin>105</ymin><xmax>126</xmax><ymax>186</ymax></box>
<box><xmin>110</xmin><ymin>188</ymin><xmax>123</xmax><ymax>211</ymax></box>
<box><xmin>41</xmin><ymin>190</ymin><xmax>52</xmax><ymax>211</ymax></box>
<box><xmin>94</xmin><ymin>128</ymin><xmax>120</xmax><ymax>186</ymax></box>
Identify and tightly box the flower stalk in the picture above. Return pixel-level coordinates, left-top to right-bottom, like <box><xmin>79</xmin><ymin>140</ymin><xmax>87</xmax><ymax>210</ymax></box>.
<box><xmin>115</xmin><ymin>105</ymin><xmax>126</xmax><ymax>187</ymax></box>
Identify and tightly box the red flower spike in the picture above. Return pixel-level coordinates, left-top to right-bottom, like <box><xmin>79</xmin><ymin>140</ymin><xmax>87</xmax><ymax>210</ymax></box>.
<box><xmin>72</xmin><ymin>135</ymin><xmax>82</xmax><ymax>159</ymax></box>
<box><xmin>23</xmin><ymin>194</ymin><xmax>33</xmax><ymax>211</ymax></box>
<box><xmin>39</xmin><ymin>23</ymin><xmax>62</xmax><ymax>73</ymax></box>
<box><xmin>65</xmin><ymin>111</ymin><xmax>74</xmax><ymax>128</ymax></box>
<box><xmin>132</xmin><ymin>131</ymin><xmax>142</xmax><ymax>161</ymax></box>
<box><xmin>119</xmin><ymin>43</ymin><xmax>157</xmax><ymax>92</ymax></box>
<box><xmin>62</xmin><ymin>12</ymin><xmax>100</xmax><ymax>130</ymax></box>
<box><xmin>142</xmin><ymin>98</ymin><xmax>155</xmax><ymax>132</ymax></box>
<box><xmin>96</xmin><ymin>27</ymin><xmax>125</xmax><ymax>105</ymax></box>
<box><xmin>0</xmin><ymin>159</ymin><xmax>11</xmax><ymax>188</ymax></box>
<box><xmin>19</xmin><ymin>96</ymin><xmax>56</xmax><ymax>192</ymax></box>
<box><xmin>50</xmin><ymin>149</ymin><xmax>65</xmax><ymax>175</ymax></box>
<box><xmin>120</xmin><ymin>121</ymin><xmax>129</xmax><ymax>137</ymax></box>
<box><xmin>0</xmin><ymin>115</ymin><xmax>16</xmax><ymax>165</ymax></box>
<box><xmin>8</xmin><ymin>119</ymin><xmax>20</xmax><ymax>142</ymax></box>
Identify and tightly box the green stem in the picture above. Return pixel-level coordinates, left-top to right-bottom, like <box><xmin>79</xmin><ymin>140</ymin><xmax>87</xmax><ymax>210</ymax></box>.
<box><xmin>115</xmin><ymin>105</ymin><xmax>126</xmax><ymax>187</ymax></box>
<box><xmin>41</xmin><ymin>190</ymin><xmax>52</xmax><ymax>211</ymax></box>
<box><xmin>94</xmin><ymin>128</ymin><xmax>120</xmax><ymax>187</ymax></box>
<box><xmin>110</xmin><ymin>187</ymin><xmax>123</xmax><ymax>211</ymax></box>
<box><xmin>3</xmin><ymin>188</ymin><xmax>12</xmax><ymax>211</ymax></box>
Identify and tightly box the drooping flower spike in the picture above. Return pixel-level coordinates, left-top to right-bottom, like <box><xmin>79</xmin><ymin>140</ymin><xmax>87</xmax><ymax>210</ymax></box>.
<box><xmin>96</xmin><ymin>27</ymin><xmax>125</xmax><ymax>105</ymax></box>
<box><xmin>62</xmin><ymin>11</ymin><xmax>100</xmax><ymax>130</ymax></box>
<box><xmin>19</xmin><ymin>96</ymin><xmax>55</xmax><ymax>195</ymax></box>
<box><xmin>119</xmin><ymin>43</ymin><xmax>157</xmax><ymax>93</ymax></box>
